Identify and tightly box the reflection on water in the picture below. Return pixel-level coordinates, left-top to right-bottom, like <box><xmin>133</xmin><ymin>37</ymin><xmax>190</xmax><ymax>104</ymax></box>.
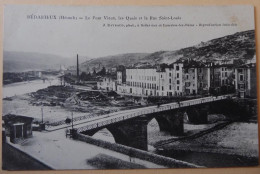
<box><xmin>3</xmin><ymin>79</ymin><xmax>59</xmax><ymax>98</ymax></box>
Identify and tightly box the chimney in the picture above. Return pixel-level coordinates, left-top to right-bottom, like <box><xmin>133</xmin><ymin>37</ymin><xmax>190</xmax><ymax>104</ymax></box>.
<box><xmin>77</xmin><ymin>54</ymin><xmax>79</xmax><ymax>80</ymax></box>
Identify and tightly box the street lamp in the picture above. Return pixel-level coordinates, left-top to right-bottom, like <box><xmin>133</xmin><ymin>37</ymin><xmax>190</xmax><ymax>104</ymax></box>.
<box><xmin>41</xmin><ymin>106</ymin><xmax>44</xmax><ymax>124</ymax></box>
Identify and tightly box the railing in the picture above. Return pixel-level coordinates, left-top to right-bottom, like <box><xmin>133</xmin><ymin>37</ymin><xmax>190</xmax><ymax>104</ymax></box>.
<box><xmin>77</xmin><ymin>95</ymin><xmax>233</xmax><ymax>133</ymax></box>
<box><xmin>45</xmin><ymin>110</ymin><xmax>118</xmax><ymax>129</ymax></box>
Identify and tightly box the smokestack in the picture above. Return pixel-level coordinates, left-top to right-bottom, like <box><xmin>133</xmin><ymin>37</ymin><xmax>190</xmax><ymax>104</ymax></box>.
<box><xmin>77</xmin><ymin>54</ymin><xmax>79</xmax><ymax>80</ymax></box>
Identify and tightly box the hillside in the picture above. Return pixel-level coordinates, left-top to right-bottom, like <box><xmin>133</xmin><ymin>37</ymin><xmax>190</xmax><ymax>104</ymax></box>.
<box><xmin>76</xmin><ymin>29</ymin><xmax>255</xmax><ymax>72</ymax></box>
<box><xmin>76</xmin><ymin>53</ymin><xmax>149</xmax><ymax>73</ymax></box>
<box><xmin>3</xmin><ymin>51</ymin><xmax>75</xmax><ymax>72</ymax></box>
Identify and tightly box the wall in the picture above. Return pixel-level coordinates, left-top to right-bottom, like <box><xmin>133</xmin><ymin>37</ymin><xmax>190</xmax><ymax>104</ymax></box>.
<box><xmin>76</xmin><ymin>132</ymin><xmax>200</xmax><ymax>168</ymax></box>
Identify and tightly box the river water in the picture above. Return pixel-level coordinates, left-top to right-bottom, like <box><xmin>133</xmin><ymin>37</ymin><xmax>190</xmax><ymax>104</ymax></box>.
<box><xmin>156</xmin><ymin>150</ymin><xmax>258</xmax><ymax>167</ymax></box>
<box><xmin>3</xmin><ymin>78</ymin><xmax>60</xmax><ymax>98</ymax></box>
<box><xmin>91</xmin><ymin>124</ymin><xmax>259</xmax><ymax>168</ymax></box>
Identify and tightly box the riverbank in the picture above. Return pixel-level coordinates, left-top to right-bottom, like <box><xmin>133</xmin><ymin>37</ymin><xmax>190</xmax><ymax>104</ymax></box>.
<box><xmin>154</xmin><ymin>122</ymin><xmax>259</xmax><ymax>158</ymax></box>
<box><xmin>3</xmin><ymin>78</ymin><xmax>59</xmax><ymax>98</ymax></box>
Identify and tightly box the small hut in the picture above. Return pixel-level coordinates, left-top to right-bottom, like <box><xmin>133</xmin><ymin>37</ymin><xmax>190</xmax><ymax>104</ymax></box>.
<box><xmin>2</xmin><ymin>114</ymin><xmax>34</xmax><ymax>144</ymax></box>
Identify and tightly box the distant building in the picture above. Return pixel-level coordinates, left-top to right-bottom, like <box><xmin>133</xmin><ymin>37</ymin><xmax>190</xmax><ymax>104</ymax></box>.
<box><xmin>235</xmin><ymin>63</ymin><xmax>257</xmax><ymax>98</ymax></box>
<box><xmin>116</xmin><ymin>65</ymin><xmax>126</xmax><ymax>85</ymax></box>
<box><xmin>97</xmin><ymin>75</ymin><xmax>117</xmax><ymax>91</ymax></box>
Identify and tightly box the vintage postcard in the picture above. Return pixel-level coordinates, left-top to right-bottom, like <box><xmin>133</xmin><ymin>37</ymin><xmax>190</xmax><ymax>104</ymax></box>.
<box><xmin>2</xmin><ymin>5</ymin><xmax>258</xmax><ymax>170</ymax></box>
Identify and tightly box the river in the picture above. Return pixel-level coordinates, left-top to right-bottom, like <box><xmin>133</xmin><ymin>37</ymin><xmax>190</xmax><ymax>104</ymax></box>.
<box><xmin>156</xmin><ymin>149</ymin><xmax>258</xmax><ymax>167</ymax></box>
<box><xmin>3</xmin><ymin>78</ymin><xmax>60</xmax><ymax>98</ymax></box>
<box><xmin>91</xmin><ymin>122</ymin><xmax>259</xmax><ymax>168</ymax></box>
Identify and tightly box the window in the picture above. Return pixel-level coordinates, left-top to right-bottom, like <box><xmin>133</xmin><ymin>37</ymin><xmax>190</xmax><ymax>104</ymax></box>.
<box><xmin>240</xmin><ymin>75</ymin><xmax>244</xmax><ymax>81</ymax></box>
<box><xmin>177</xmin><ymin>80</ymin><xmax>180</xmax><ymax>84</ymax></box>
<box><xmin>177</xmin><ymin>73</ymin><xmax>179</xmax><ymax>78</ymax></box>
<box><xmin>169</xmin><ymin>85</ymin><xmax>172</xmax><ymax>90</ymax></box>
<box><xmin>185</xmin><ymin>82</ymin><xmax>190</xmax><ymax>87</ymax></box>
<box><xmin>169</xmin><ymin>73</ymin><xmax>172</xmax><ymax>77</ymax></box>
<box><xmin>186</xmin><ymin>75</ymin><xmax>189</xmax><ymax>79</ymax></box>
<box><xmin>157</xmin><ymin>86</ymin><xmax>159</xmax><ymax>90</ymax></box>
<box><xmin>169</xmin><ymin>79</ymin><xmax>171</xmax><ymax>83</ymax></box>
<box><xmin>162</xmin><ymin>86</ymin><xmax>164</xmax><ymax>91</ymax></box>
<box><xmin>177</xmin><ymin>86</ymin><xmax>179</xmax><ymax>90</ymax></box>
<box><xmin>161</xmin><ymin>75</ymin><xmax>163</xmax><ymax>78</ymax></box>
<box><xmin>225</xmin><ymin>72</ymin><xmax>227</xmax><ymax>77</ymax></box>
<box><xmin>176</xmin><ymin>66</ymin><xmax>179</xmax><ymax>70</ymax></box>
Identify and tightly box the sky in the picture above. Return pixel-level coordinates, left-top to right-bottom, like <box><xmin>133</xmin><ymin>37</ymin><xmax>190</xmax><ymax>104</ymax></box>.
<box><xmin>4</xmin><ymin>5</ymin><xmax>255</xmax><ymax>59</ymax></box>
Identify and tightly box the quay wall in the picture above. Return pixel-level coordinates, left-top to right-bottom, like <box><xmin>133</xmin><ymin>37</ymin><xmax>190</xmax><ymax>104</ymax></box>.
<box><xmin>77</xmin><ymin>133</ymin><xmax>201</xmax><ymax>168</ymax></box>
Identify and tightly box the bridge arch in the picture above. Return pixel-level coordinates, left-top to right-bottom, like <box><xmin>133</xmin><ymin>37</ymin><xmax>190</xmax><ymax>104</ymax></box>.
<box><xmin>92</xmin><ymin>128</ymin><xmax>115</xmax><ymax>143</ymax></box>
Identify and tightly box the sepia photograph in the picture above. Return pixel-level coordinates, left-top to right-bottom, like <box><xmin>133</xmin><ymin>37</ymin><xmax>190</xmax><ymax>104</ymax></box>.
<box><xmin>2</xmin><ymin>5</ymin><xmax>259</xmax><ymax>170</ymax></box>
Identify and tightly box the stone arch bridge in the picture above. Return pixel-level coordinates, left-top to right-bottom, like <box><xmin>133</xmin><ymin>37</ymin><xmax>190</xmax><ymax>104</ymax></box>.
<box><xmin>74</xmin><ymin>95</ymin><xmax>256</xmax><ymax>150</ymax></box>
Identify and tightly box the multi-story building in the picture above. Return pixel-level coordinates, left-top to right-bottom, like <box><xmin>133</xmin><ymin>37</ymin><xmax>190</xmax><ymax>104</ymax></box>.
<box><xmin>156</xmin><ymin>62</ymin><xmax>184</xmax><ymax>96</ymax></box>
<box><xmin>219</xmin><ymin>64</ymin><xmax>234</xmax><ymax>86</ymax></box>
<box><xmin>235</xmin><ymin>63</ymin><xmax>257</xmax><ymax>98</ymax></box>
<box><xmin>210</xmin><ymin>63</ymin><xmax>236</xmax><ymax>94</ymax></box>
<box><xmin>183</xmin><ymin>61</ymin><xmax>198</xmax><ymax>95</ymax></box>
<box><xmin>197</xmin><ymin>64</ymin><xmax>211</xmax><ymax>95</ymax></box>
<box><xmin>125</xmin><ymin>68</ymin><xmax>157</xmax><ymax>96</ymax></box>
<box><xmin>182</xmin><ymin>60</ymin><xmax>211</xmax><ymax>95</ymax></box>
<box><xmin>96</xmin><ymin>59</ymin><xmax>255</xmax><ymax>98</ymax></box>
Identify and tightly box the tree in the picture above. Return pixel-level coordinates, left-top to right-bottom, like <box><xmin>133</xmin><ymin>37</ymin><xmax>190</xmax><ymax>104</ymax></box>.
<box><xmin>97</xmin><ymin>66</ymin><xmax>106</xmax><ymax>76</ymax></box>
<box><xmin>80</xmin><ymin>72</ymin><xmax>88</xmax><ymax>81</ymax></box>
<box><xmin>92</xmin><ymin>67</ymin><xmax>96</xmax><ymax>76</ymax></box>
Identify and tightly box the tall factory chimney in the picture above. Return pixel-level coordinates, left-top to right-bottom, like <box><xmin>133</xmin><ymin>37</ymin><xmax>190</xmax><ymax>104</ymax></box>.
<box><xmin>77</xmin><ymin>54</ymin><xmax>79</xmax><ymax>80</ymax></box>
